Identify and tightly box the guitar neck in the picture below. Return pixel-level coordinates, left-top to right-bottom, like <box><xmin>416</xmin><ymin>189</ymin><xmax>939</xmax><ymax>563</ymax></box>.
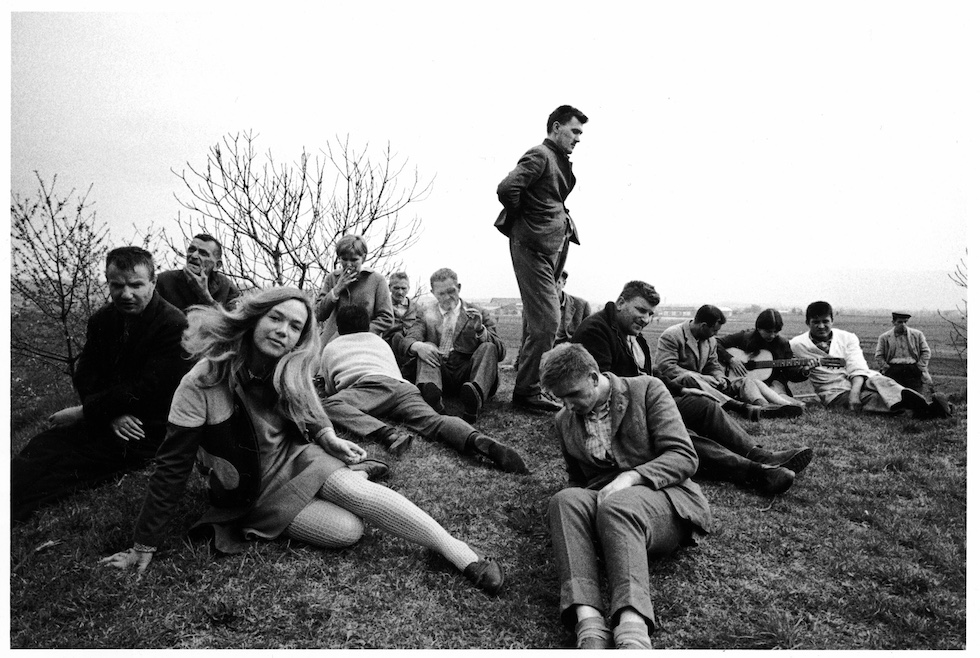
<box><xmin>748</xmin><ymin>358</ymin><xmax>816</xmax><ymax>370</ymax></box>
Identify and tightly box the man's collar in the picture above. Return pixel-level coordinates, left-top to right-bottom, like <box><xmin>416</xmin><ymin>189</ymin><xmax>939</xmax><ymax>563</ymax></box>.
<box><xmin>543</xmin><ymin>138</ymin><xmax>570</xmax><ymax>161</ymax></box>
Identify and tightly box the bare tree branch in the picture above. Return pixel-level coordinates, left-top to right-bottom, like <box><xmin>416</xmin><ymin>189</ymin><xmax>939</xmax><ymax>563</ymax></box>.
<box><xmin>171</xmin><ymin>131</ymin><xmax>432</xmax><ymax>293</ymax></box>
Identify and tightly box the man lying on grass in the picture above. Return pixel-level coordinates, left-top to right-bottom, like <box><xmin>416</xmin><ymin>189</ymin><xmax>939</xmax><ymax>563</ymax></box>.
<box><xmin>319</xmin><ymin>305</ymin><xmax>529</xmax><ymax>474</ymax></box>
<box><xmin>540</xmin><ymin>343</ymin><xmax>712</xmax><ymax>650</ymax></box>
<box><xmin>790</xmin><ymin>301</ymin><xmax>951</xmax><ymax>418</ymax></box>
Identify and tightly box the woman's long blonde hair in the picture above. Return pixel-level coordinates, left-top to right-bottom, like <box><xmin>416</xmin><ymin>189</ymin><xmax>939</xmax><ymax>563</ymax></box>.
<box><xmin>183</xmin><ymin>287</ymin><xmax>328</xmax><ymax>431</ymax></box>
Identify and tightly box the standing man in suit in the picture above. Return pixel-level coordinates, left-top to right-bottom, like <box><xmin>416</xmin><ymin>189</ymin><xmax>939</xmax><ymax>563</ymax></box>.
<box><xmin>155</xmin><ymin>233</ymin><xmax>241</xmax><ymax>312</ymax></box>
<box><xmin>403</xmin><ymin>268</ymin><xmax>505</xmax><ymax>423</ymax></box>
<box><xmin>11</xmin><ymin>246</ymin><xmax>190</xmax><ymax>523</ymax></box>
<box><xmin>497</xmin><ymin>105</ymin><xmax>588</xmax><ymax>413</ymax></box>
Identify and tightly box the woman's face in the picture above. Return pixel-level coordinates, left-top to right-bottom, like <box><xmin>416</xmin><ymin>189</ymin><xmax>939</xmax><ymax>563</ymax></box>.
<box><xmin>758</xmin><ymin>328</ymin><xmax>780</xmax><ymax>343</ymax></box>
<box><xmin>337</xmin><ymin>252</ymin><xmax>364</xmax><ymax>274</ymax></box>
<box><xmin>252</xmin><ymin>299</ymin><xmax>309</xmax><ymax>363</ymax></box>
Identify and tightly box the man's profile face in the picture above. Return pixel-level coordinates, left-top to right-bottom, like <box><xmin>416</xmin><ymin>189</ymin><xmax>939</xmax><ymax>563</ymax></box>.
<box><xmin>389</xmin><ymin>279</ymin><xmax>410</xmax><ymax>304</ymax></box>
<box><xmin>692</xmin><ymin>321</ymin><xmax>722</xmax><ymax>341</ymax></box>
<box><xmin>185</xmin><ymin>238</ymin><xmax>221</xmax><ymax>277</ymax></box>
<box><xmin>808</xmin><ymin>314</ymin><xmax>834</xmax><ymax>341</ymax></box>
<box><xmin>549</xmin><ymin>371</ymin><xmax>601</xmax><ymax>415</ymax></box>
<box><xmin>615</xmin><ymin>296</ymin><xmax>656</xmax><ymax>336</ymax></box>
<box><xmin>551</xmin><ymin>117</ymin><xmax>584</xmax><ymax>155</ymax></box>
<box><xmin>893</xmin><ymin>319</ymin><xmax>908</xmax><ymax>335</ymax></box>
<box><xmin>431</xmin><ymin>277</ymin><xmax>460</xmax><ymax>312</ymax></box>
<box><xmin>107</xmin><ymin>263</ymin><xmax>155</xmax><ymax>316</ymax></box>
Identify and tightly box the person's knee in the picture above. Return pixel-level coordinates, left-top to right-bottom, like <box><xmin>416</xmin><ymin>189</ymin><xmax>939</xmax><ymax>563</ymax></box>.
<box><xmin>548</xmin><ymin>488</ymin><xmax>592</xmax><ymax>521</ymax></box>
<box><xmin>332</xmin><ymin>512</ymin><xmax>366</xmax><ymax>546</ymax></box>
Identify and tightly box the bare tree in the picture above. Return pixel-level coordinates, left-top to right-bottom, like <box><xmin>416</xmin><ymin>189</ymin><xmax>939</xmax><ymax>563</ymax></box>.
<box><xmin>10</xmin><ymin>172</ymin><xmax>109</xmax><ymax>377</ymax></box>
<box><xmin>171</xmin><ymin>131</ymin><xmax>431</xmax><ymax>291</ymax></box>
<box><xmin>938</xmin><ymin>250</ymin><xmax>967</xmax><ymax>361</ymax></box>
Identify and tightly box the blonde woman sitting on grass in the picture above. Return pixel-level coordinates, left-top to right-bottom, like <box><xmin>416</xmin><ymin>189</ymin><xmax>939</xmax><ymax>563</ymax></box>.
<box><xmin>100</xmin><ymin>287</ymin><xmax>504</xmax><ymax>595</ymax></box>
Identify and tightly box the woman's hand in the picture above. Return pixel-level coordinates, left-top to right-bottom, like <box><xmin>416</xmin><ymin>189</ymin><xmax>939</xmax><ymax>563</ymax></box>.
<box><xmin>319</xmin><ymin>430</ymin><xmax>368</xmax><ymax>464</ymax></box>
<box><xmin>99</xmin><ymin>548</ymin><xmax>154</xmax><ymax>577</ymax></box>
<box><xmin>332</xmin><ymin>267</ymin><xmax>359</xmax><ymax>297</ymax></box>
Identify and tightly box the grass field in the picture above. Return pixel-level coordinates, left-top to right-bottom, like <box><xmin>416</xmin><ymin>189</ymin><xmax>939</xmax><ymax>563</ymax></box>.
<box><xmin>8</xmin><ymin>313</ymin><xmax>967</xmax><ymax>649</ymax></box>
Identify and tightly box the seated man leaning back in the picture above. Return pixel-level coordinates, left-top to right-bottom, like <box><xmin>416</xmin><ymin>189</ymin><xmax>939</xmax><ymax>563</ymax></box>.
<box><xmin>572</xmin><ymin>280</ymin><xmax>813</xmax><ymax>497</ymax></box>
<box><xmin>320</xmin><ymin>305</ymin><xmax>529</xmax><ymax>474</ymax></box>
<box><xmin>540</xmin><ymin>343</ymin><xmax>713</xmax><ymax>649</ymax></box>
<box><xmin>401</xmin><ymin>267</ymin><xmax>504</xmax><ymax>424</ymax></box>
<box><xmin>790</xmin><ymin>301</ymin><xmax>950</xmax><ymax>418</ymax></box>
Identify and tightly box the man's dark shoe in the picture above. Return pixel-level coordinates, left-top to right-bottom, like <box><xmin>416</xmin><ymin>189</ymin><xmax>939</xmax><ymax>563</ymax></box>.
<box><xmin>759</xmin><ymin>404</ymin><xmax>804</xmax><ymax>420</ymax></box>
<box><xmin>348</xmin><ymin>458</ymin><xmax>390</xmax><ymax>482</ymax></box>
<box><xmin>512</xmin><ymin>393</ymin><xmax>562</xmax><ymax>413</ymax></box>
<box><xmin>929</xmin><ymin>392</ymin><xmax>952</xmax><ymax>418</ymax></box>
<box><xmin>419</xmin><ymin>382</ymin><xmax>445</xmax><ymax>413</ymax></box>
<box><xmin>368</xmin><ymin>426</ymin><xmax>414</xmax><ymax>457</ymax></box>
<box><xmin>746</xmin><ymin>463</ymin><xmax>795</xmax><ymax>496</ymax></box>
<box><xmin>472</xmin><ymin>433</ymin><xmax>530</xmax><ymax>474</ymax></box>
<box><xmin>460</xmin><ymin>382</ymin><xmax>483</xmax><ymax>423</ymax></box>
<box><xmin>747</xmin><ymin>446</ymin><xmax>813</xmax><ymax>474</ymax></box>
<box><xmin>462</xmin><ymin>552</ymin><xmax>505</xmax><ymax>596</ymax></box>
<box><xmin>724</xmin><ymin>400</ymin><xmax>763</xmax><ymax>422</ymax></box>
<box><xmin>383</xmin><ymin>428</ymin><xmax>414</xmax><ymax>457</ymax></box>
<box><xmin>900</xmin><ymin>388</ymin><xmax>932</xmax><ymax>417</ymax></box>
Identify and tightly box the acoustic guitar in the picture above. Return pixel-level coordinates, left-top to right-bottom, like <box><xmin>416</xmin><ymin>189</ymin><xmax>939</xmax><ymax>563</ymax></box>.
<box><xmin>724</xmin><ymin>347</ymin><xmax>846</xmax><ymax>381</ymax></box>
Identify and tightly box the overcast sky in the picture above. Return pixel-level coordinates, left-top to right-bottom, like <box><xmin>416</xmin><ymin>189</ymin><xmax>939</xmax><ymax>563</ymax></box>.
<box><xmin>8</xmin><ymin>2</ymin><xmax>977</xmax><ymax>312</ymax></box>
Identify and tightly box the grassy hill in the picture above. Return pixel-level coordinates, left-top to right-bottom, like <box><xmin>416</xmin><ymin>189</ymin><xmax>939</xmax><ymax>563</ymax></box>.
<box><xmin>9</xmin><ymin>319</ymin><xmax>966</xmax><ymax>649</ymax></box>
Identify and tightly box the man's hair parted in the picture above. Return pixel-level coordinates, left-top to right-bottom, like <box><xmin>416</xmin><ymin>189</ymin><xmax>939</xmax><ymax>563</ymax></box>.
<box><xmin>618</xmin><ymin>280</ymin><xmax>660</xmax><ymax>307</ymax></box>
<box><xmin>106</xmin><ymin>246</ymin><xmax>156</xmax><ymax>281</ymax></box>
<box><xmin>540</xmin><ymin>343</ymin><xmax>599</xmax><ymax>395</ymax></box>
<box><xmin>547</xmin><ymin>105</ymin><xmax>589</xmax><ymax>132</ymax></box>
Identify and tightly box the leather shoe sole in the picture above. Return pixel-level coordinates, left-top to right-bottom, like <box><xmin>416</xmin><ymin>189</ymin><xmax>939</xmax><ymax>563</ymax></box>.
<box><xmin>759</xmin><ymin>404</ymin><xmax>804</xmax><ymax>420</ymax></box>
<box><xmin>463</xmin><ymin>552</ymin><xmax>505</xmax><ymax>596</ymax></box>
<box><xmin>386</xmin><ymin>431</ymin><xmax>414</xmax><ymax>457</ymax></box>
<box><xmin>512</xmin><ymin>393</ymin><xmax>562</xmax><ymax>413</ymax></box>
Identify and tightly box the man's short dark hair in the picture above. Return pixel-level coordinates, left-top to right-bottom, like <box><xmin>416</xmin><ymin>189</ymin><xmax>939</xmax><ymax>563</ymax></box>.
<box><xmin>559</xmin><ymin>270</ymin><xmax>570</xmax><ymax>282</ymax></box>
<box><xmin>547</xmin><ymin>105</ymin><xmax>589</xmax><ymax>132</ymax></box>
<box><xmin>618</xmin><ymin>281</ymin><xmax>660</xmax><ymax>307</ymax></box>
<box><xmin>389</xmin><ymin>271</ymin><xmax>410</xmax><ymax>284</ymax></box>
<box><xmin>106</xmin><ymin>246</ymin><xmax>156</xmax><ymax>281</ymax></box>
<box><xmin>429</xmin><ymin>267</ymin><xmax>458</xmax><ymax>287</ymax></box>
<box><xmin>193</xmin><ymin>233</ymin><xmax>223</xmax><ymax>258</ymax></box>
<box><xmin>540</xmin><ymin>343</ymin><xmax>598</xmax><ymax>394</ymax></box>
<box><xmin>336</xmin><ymin>304</ymin><xmax>371</xmax><ymax>335</ymax></box>
<box><xmin>805</xmin><ymin>301</ymin><xmax>834</xmax><ymax>322</ymax></box>
<box><xmin>694</xmin><ymin>304</ymin><xmax>726</xmax><ymax>326</ymax></box>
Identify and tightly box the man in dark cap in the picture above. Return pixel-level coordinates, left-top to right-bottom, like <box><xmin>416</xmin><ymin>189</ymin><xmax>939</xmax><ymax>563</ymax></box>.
<box><xmin>875</xmin><ymin>312</ymin><xmax>933</xmax><ymax>395</ymax></box>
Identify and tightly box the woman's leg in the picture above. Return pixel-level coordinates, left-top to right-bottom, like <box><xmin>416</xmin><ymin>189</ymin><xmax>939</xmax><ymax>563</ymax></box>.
<box><xmin>319</xmin><ymin>467</ymin><xmax>478</xmax><ymax>570</ymax></box>
<box><xmin>285</xmin><ymin>498</ymin><xmax>365</xmax><ymax>548</ymax></box>
<box><xmin>754</xmin><ymin>381</ymin><xmax>806</xmax><ymax>407</ymax></box>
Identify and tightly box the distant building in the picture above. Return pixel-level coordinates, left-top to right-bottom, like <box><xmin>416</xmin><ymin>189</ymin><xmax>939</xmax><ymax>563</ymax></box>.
<box><xmin>488</xmin><ymin>297</ymin><xmax>523</xmax><ymax>317</ymax></box>
<box><xmin>657</xmin><ymin>305</ymin><xmax>733</xmax><ymax>320</ymax></box>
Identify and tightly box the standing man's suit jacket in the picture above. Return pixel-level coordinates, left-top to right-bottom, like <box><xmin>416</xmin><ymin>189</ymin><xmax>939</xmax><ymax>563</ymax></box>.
<box><xmin>554</xmin><ymin>373</ymin><xmax>712</xmax><ymax>535</ymax></box>
<box><xmin>655</xmin><ymin>321</ymin><xmax>725</xmax><ymax>381</ymax></box>
<box><xmin>404</xmin><ymin>299</ymin><xmax>506</xmax><ymax>361</ymax></box>
<box><xmin>496</xmin><ymin>138</ymin><xmax>580</xmax><ymax>253</ymax></box>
